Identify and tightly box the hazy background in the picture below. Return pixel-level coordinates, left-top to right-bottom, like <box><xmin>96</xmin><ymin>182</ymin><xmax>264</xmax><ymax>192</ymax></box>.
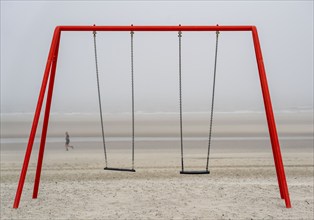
<box><xmin>1</xmin><ymin>1</ymin><xmax>313</xmax><ymax>114</ymax></box>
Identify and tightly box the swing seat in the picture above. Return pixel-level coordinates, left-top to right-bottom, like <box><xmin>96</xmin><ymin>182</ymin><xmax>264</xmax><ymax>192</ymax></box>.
<box><xmin>104</xmin><ymin>167</ymin><xmax>136</xmax><ymax>172</ymax></box>
<box><xmin>180</xmin><ymin>170</ymin><xmax>210</xmax><ymax>175</ymax></box>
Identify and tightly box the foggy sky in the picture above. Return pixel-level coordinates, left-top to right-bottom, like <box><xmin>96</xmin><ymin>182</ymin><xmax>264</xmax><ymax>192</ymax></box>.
<box><xmin>1</xmin><ymin>1</ymin><xmax>313</xmax><ymax>114</ymax></box>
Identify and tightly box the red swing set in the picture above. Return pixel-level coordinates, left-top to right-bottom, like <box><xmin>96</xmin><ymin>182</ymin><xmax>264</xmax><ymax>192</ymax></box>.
<box><xmin>13</xmin><ymin>25</ymin><xmax>291</xmax><ymax>209</ymax></box>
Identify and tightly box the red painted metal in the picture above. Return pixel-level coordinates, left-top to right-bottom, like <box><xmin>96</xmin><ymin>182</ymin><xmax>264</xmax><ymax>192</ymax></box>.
<box><xmin>12</xmin><ymin>27</ymin><xmax>60</xmax><ymax>209</ymax></box>
<box><xmin>13</xmin><ymin>25</ymin><xmax>291</xmax><ymax>209</ymax></box>
<box><xmin>57</xmin><ymin>25</ymin><xmax>252</xmax><ymax>32</ymax></box>
<box><xmin>32</xmin><ymin>31</ymin><xmax>61</xmax><ymax>199</ymax></box>
<box><xmin>251</xmin><ymin>27</ymin><xmax>285</xmax><ymax>198</ymax></box>
<box><xmin>251</xmin><ymin>26</ymin><xmax>291</xmax><ymax>208</ymax></box>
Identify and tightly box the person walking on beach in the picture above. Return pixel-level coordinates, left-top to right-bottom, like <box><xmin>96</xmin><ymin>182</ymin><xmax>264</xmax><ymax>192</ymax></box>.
<box><xmin>65</xmin><ymin>131</ymin><xmax>74</xmax><ymax>151</ymax></box>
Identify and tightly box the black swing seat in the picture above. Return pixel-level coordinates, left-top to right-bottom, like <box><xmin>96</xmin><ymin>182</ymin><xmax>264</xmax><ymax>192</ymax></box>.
<box><xmin>180</xmin><ymin>170</ymin><xmax>210</xmax><ymax>175</ymax></box>
<box><xmin>104</xmin><ymin>167</ymin><xmax>136</xmax><ymax>172</ymax></box>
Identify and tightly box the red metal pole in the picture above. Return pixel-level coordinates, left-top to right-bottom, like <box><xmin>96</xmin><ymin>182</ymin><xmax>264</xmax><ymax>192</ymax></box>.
<box><xmin>13</xmin><ymin>27</ymin><xmax>60</xmax><ymax>209</ymax></box>
<box><xmin>251</xmin><ymin>27</ymin><xmax>284</xmax><ymax>198</ymax></box>
<box><xmin>251</xmin><ymin>26</ymin><xmax>291</xmax><ymax>208</ymax></box>
<box><xmin>32</xmin><ymin>31</ymin><xmax>61</xmax><ymax>199</ymax></box>
<box><xmin>58</xmin><ymin>25</ymin><xmax>253</xmax><ymax>32</ymax></box>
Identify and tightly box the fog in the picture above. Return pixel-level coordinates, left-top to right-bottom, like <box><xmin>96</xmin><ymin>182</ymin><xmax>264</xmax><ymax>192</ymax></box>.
<box><xmin>1</xmin><ymin>1</ymin><xmax>313</xmax><ymax>114</ymax></box>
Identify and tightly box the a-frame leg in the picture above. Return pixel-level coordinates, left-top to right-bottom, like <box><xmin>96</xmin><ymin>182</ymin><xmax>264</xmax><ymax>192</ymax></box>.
<box><xmin>251</xmin><ymin>26</ymin><xmax>291</xmax><ymax>208</ymax></box>
<box><xmin>32</xmin><ymin>31</ymin><xmax>61</xmax><ymax>199</ymax></box>
<box><xmin>13</xmin><ymin>28</ymin><xmax>61</xmax><ymax>209</ymax></box>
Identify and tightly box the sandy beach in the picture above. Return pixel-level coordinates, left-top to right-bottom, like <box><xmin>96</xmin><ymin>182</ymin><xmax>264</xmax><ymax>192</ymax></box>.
<box><xmin>1</xmin><ymin>112</ymin><xmax>313</xmax><ymax>219</ymax></box>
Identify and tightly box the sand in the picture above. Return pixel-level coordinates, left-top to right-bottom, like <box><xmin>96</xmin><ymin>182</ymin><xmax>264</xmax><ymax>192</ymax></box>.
<box><xmin>1</xmin><ymin>139</ymin><xmax>313</xmax><ymax>220</ymax></box>
<box><xmin>1</xmin><ymin>112</ymin><xmax>313</xmax><ymax>219</ymax></box>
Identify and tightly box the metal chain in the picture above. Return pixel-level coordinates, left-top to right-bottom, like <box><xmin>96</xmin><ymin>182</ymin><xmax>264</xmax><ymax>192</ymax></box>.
<box><xmin>206</xmin><ymin>30</ymin><xmax>220</xmax><ymax>171</ymax></box>
<box><xmin>130</xmin><ymin>30</ymin><xmax>135</xmax><ymax>170</ymax></box>
<box><xmin>93</xmin><ymin>30</ymin><xmax>108</xmax><ymax>168</ymax></box>
<box><xmin>178</xmin><ymin>30</ymin><xmax>184</xmax><ymax>172</ymax></box>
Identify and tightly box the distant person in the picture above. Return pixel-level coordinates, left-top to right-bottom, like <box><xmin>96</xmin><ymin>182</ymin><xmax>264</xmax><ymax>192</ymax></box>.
<box><xmin>65</xmin><ymin>131</ymin><xmax>74</xmax><ymax>151</ymax></box>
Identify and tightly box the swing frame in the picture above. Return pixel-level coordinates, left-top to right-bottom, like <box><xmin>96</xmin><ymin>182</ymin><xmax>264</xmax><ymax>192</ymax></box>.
<box><xmin>13</xmin><ymin>25</ymin><xmax>291</xmax><ymax>209</ymax></box>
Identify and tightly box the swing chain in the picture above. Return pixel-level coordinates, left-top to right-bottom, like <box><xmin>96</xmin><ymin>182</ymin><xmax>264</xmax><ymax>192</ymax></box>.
<box><xmin>130</xmin><ymin>30</ymin><xmax>135</xmax><ymax>170</ymax></box>
<box><xmin>93</xmin><ymin>30</ymin><xmax>108</xmax><ymax>168</ymax></box>
<box><xmin>178</xmin><ymin>30</ymin><xmax>184</xmax><ymax>172</ymax></box>
<box><xmin>206</xmin><ymin>30</ymin><xmax>220</xmax><ymax>171</ymax></box>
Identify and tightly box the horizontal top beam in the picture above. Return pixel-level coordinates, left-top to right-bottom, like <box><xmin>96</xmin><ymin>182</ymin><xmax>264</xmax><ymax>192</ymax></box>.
<box><xmin>57</xmin><ymin>25</ymin><xmax>254</xmax><ymax>32</ymax></box>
